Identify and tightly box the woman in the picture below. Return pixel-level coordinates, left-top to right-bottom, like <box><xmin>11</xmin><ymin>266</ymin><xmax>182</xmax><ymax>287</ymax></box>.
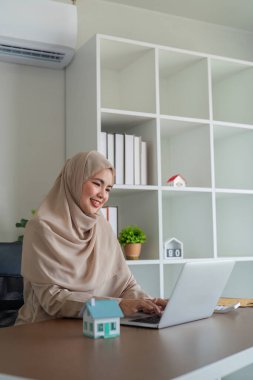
<box><xmin>16</xmin><ymin>151</ymin><xmax>166</xmax><ymax>325</ymax></box>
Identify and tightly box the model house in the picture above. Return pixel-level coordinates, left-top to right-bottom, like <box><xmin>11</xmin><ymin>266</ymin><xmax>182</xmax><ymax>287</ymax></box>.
<box><xmin>166</xmin><ymin>174</ymin><xmax>186</xmax><ymax>187</ymax></box>
<box><xmin>82</xmin><ymin>298</ymin><xmax>123</xmax><ymax>339</ymax></box>
<box><xmin>164</xmin><ymin>238</ymin><xmax>183</xmax><ymax>259</ymax></box>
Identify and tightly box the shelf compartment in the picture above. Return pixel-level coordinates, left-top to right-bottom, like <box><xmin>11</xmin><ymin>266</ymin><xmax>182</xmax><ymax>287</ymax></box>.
<box><xmin>101</xmin><ymin>112</ymin><xmax>158</xmax><ymax>185</ymax></box>
<box><xmin>214</xmin><ymin>125</ymin><xmax>253</xmax><ymax>190</ymax></box>
<box><xmin>222</xmin><ymin>262</ymin><xmax>253</xmax><ymax>298</ymax></box>
<box><xmin>100</xmin><ymin>38</ymin><xmax>156</xmax><ymax>113</ymax></box>
<box><xmin>163</xmin><ymin>264</ymin><xmax>184</xmax><ymax>298</ymax></box>
<box><xmin>162</xmin><ymin>191</ymin><xmax>214</xmax><ymax>259</ymax></box>
<box><xmin>101</xmin><ymin>109</ymin><xmax>156</xmax><ymax>129</ymax></box>
<box><xmin>163</xmin><ymin>259</ymin><xmax>253</xmax><ymax>299</ymax></box>
<box><xmin>160</xmin><ymin>119</ymin><xmax>211</xmax><ymax>187</ymax></box>
<box><xmin>159</xmin><ymin>49</ymin><xmax>209</xmax><ymax>119</ymax></box>
<box><xmin>130</xmin><ymin>264</ymin><xmax>160</xmax><ymax>297</ymax></box>
<box><xmin>108</xmin><ymin>189</ymin><xmax>159</xmax><ymax>260</ymax></box>
<box><xmin>211</xmin><ymin>59</ymin><xmax>253</xmax><ymax>125</ymax></box>
<box><xmin>216</xmin><ymin>193</ymin><xmax>253</xmax><ymax>258</ymax></box>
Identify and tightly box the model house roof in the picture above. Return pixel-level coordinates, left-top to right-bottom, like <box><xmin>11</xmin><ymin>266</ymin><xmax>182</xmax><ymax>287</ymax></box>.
<box><xmin>167</xmin><ymin>174</ymin><xmax>186</xmax><ymax>183</ymax></box>
<box><xmin>166</xmin><ymin>237</ymin><xmax>183</xmax><ymax>247</ymax></box>
<box><xmin>85</xmin><ymin>299</ymin><xmax>123</xmax><ymax>319</ymax></box>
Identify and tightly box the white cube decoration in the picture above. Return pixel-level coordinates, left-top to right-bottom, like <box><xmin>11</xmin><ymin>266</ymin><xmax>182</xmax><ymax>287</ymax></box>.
<box><xmin>164</xmin><ymin>238</ymin><xmax>183</xmax><ymax>259</ymax></box>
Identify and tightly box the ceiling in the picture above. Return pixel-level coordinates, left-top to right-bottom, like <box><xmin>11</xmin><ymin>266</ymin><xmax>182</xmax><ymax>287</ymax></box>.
<box><xmin>103</xmin><ymin>0</ymin><xmax>253</xmax><ymax>33</ymax></box>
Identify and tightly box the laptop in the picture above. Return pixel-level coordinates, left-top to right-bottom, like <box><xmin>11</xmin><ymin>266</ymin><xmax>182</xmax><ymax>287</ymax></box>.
<box><xmin>121</xmin><ymin>260</ymin><xmax>235</xmax><ymax>329</ymax></box>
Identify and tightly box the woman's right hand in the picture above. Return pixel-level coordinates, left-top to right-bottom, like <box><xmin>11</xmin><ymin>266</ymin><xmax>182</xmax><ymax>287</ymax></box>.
<box><xmin>119</xmin><ymin>298</ymin><xmax>163</xmax><ymax>317</ymax></box>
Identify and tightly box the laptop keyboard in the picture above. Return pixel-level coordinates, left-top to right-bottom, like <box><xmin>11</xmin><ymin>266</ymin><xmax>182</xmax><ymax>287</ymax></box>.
<box><xmin>131</xmin><ymin>315</ymin><xmax>161</xmax><ymax>324</ymax></box>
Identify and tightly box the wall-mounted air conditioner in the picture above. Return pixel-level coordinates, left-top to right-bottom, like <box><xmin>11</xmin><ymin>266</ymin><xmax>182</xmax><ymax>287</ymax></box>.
<box><xmin>0</xmin><ymin>0</ymin><xmax>77</xmax><ymax>69</ymax></box>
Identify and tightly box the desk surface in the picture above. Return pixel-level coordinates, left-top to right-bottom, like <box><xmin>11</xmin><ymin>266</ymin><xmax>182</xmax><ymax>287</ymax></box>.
<box><xmin>1</xmin><ymin>309</ymin><xmax>253</xmax><ymax>380</ymax></box>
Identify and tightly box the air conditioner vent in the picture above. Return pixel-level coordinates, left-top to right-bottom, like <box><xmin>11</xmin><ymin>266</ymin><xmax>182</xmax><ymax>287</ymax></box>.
<box><xmin>0</xmin><ymin>44</ymin><xmax>65</xmax><ymax>63</ymax></box>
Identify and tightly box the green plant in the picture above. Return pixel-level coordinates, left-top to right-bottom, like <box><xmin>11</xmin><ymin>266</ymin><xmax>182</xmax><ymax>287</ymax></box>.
<box><xmin>118</xmin><ymin>225</ymin><xmax>146</xmax><ymax>246</ymax></box>
<box><xmin>16</xmin><ymin>209</ymin><xmax>36</xmax><ymax>242</ymax></box>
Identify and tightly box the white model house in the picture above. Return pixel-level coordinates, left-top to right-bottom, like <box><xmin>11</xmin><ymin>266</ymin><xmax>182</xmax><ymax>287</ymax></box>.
<box><xmin>82</xmin><ymin>298</ymin><xmax>123</xmax><ymax>339</ymax></box>
<box><xmin>164</xmin><ymin>238</ymin><xmax>184</xmax><ymax>259</ymax></box>
<box><xmin>166</xmin><ymin>174</ymin><xmax>186</xmax><ymax>187</ymax></box>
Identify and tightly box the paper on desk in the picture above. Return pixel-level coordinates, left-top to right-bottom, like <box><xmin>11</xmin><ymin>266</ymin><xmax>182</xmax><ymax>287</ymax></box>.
<box><xmin>218</xmin><ymin>297</ymin><xmax>253</xmax><ymax>308</ymax></box>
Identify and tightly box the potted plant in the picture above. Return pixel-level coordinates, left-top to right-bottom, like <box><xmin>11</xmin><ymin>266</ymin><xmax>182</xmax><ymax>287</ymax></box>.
<box><xmin>118</xmin><ymin>225</ymin><xmax>146</xmax><ymax>260</ymax></box>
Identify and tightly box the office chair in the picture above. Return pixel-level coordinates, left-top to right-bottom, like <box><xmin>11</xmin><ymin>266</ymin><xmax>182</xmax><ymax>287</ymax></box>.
<box><xmin>0</xmin><ymin>242</ymin><xmax>24</xmax><ymax>327</ymax></box>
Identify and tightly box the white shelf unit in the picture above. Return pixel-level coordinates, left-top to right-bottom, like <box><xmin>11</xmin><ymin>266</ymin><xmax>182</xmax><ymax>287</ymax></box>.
<box><xmin>66</xmin><ymin>34</ymin><xmax>253</xmax><ymax>298</ymax></box>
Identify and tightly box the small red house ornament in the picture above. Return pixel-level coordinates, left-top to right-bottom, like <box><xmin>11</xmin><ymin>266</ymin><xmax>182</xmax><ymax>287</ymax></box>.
<box><xmin>166</xmin><ymin>174</ymin><xmax>186</xmax><ymax>187</ymax></box>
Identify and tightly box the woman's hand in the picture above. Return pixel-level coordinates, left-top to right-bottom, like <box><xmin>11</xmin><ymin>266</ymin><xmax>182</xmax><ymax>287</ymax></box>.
<box><xmin>119</xmin><ymin>298</ymin><xmax>167</xmax><ymax>317</ymax></box>
<box><xmin>152</xmin><ymin>297</ymin><xmax>168</xmax><ymax>310</ymax></box>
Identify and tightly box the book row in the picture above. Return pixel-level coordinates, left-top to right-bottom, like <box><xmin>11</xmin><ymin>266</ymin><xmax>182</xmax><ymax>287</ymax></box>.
<box><xmin>100</xmin><ymin>132</ymin><xmax>148</xmax><ymax>185</ymax></box>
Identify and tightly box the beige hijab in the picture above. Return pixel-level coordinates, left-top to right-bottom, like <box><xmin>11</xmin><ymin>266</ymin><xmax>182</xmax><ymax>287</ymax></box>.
<box><xmin>22</xmin><ymin>151</ymin><xmax>128</xmax><ymax>293</ymax></box>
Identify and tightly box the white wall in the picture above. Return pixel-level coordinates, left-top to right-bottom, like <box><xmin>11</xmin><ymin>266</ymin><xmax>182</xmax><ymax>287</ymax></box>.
<box><xmin>1</xmin><ymin>0</ymin><xmax>253</xmax><ymax>241</ymax></box>
<box><xmin>75</xmin><ymin>0</ymin><xmax>253</xmax><ymax>62</ymax></box>
<box><xmin>0</xmin><ymin>63</ymin><xmax>65</xmax><ymax>241</ymax></box>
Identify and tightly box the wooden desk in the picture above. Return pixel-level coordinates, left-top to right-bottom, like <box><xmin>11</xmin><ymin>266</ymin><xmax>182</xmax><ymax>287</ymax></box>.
<box><xmin>1</xmin><ymin>309</ymin><xmax>253</xmax><ymax>380</ymax></box>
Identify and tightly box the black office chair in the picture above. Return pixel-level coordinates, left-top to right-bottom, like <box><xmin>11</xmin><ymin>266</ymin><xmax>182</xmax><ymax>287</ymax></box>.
<box><xmin>0</xmin><ymin>242</ymin><xmax>24</xmax><ymax>327</ymax></box>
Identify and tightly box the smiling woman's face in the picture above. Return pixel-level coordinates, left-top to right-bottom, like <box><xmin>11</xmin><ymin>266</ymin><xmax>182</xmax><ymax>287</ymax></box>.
<box><xmin>79</xmin><ymin>168</ymin><xmax>113</xmax><ymax>216</ymax></box>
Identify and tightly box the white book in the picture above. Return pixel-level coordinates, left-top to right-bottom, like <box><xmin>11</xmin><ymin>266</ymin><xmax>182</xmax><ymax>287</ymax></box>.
<box><xmin>100</xmin><ymin>132</ymin><xmax>107</xmax><ymax>158</ymax></box>
<box><xmin>141</xmin><ymin>141</ymin><xmax>148</xmax><ymax>185</ymax></box>
<box><xmin>114</xmin><ymin>133</ymin><xmax>124</xmax><ymax>185</ymax></box>
<box><xmin>100</xmin><ymin>207</ymin><xmax>107</xmax><ymax>220</ymax></box>
<box><xmin>107</xmin><ymin>133</ymin><xmax>115</xmax><ymax>166</ymax></box>
<box><xmin>124</xmin><ymin>134</ymin><xmax>134</xmax><ymax>185</ymax></box>
<box><xmin>108</xmin><ymin>206</ymin><xmax>118</xmax><ymax>236</ymax></box>
<box><xmin>134</xmin><ymin>135</ymin><xmax>141</xmax><ymax>185</ymax></box>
